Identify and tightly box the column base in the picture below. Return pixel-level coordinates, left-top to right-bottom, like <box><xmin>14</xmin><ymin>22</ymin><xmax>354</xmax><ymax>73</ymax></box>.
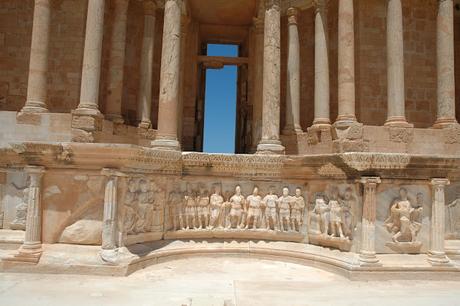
<box><xmin>432</xmin><ymin>118</ymin><xmax>459</xmax><ymax>129</ymax></box>
<box><xmin>334</xmin><ymin>115</ymin><xmax>357</xmax><ymax>128</ymax></box>
<box><xmin>2</xmin><ymin>244</ymin><xmax>42</xmax><ymax>264</ymax></box>
<box><xmin>73</xmin><ymin>105</ymin><xmax>102</xmax><ymax>117</ymax></box>
<box><xmin>105</xmin><ymin>114</ymin><xmax>124</xmax><ymax>124</ymax></box>
<box><xmin>312</xmin><ymin>117</ymin><xmax>331</xmax><ymax>128</ymax></box>
<box><xmin>19</xmin><ymin>102</ymin><xmax>49</xmax><ymax>114</ymax></box>
<box><xmin>256</xmin><ymin>140</ymin><xmax>285</xmax><ymax>155</ymax></box>
<box><xmin>359</xmin><ymin>251</ymin><xmax>380</xmax><ymax>265</ymax></box>
<box><xmin>151</xmin><ymin>137</ymin><xmax>181</xmax><ymax>151</ymax></box>
<box><xmin>138</xmin><ymin>120</ymin><xmax>152</xmax><ymax>129</ymax></box>
<box><xmin>427</xmin><ymin>251</ymin><xmax>450</xmax><ymax>265</ymax></box>
<box><xmin>282</xmin><ymin>125</ymin><xmax>303</xmax><ymax>136</ymax></box>
<box><xmin>384</xmin><ymin>116</ymin><xmax>413</xmax><ymax>128</ymax></box>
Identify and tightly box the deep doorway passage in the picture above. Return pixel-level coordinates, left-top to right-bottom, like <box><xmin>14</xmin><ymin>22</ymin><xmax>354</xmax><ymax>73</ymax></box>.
<box><xmin>202</xmin><ymin>44</ymin><xmax>238</xmax><ymax>153</ymax></box>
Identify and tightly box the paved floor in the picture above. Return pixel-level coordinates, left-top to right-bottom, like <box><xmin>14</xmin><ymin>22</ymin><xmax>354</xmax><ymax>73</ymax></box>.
<box><xmin>0</xmin><ymin>257</ymin><xmax>459</xmax><ymax>306</ymax></box>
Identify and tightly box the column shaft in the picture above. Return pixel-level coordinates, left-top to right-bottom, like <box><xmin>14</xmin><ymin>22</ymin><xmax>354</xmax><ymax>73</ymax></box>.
<box><xmin>429</xmin><ymin>178</ymin><xmax>450</xmax><ymax>264</ymax></box>
<box><xmin>22</xmin><ymin>166</ymin><xmax>45</xmax><ymax>250</ymax></box>
<box><xmin>434</xmin><ymin>0</ymin><xmax>458</xmax><ymax>128</ymax></box>
<box><xmin>152</xmin><ymin>0</ymin><xmax>182</xmax><ymax>150</ymax></box>
<box><xmin>359</xmin><ymin>177</ymin><xmax>381</xmax><ymax>264</ymax></box>
<box><xmin>256</xmin><ymin>0</ymin><xmax>285</xmax><ymax>154</ymax></box>
<box><xmin>385</xmin><ymin>0</ymin><xmax>410</xmax><ymax>127</ymax></box>
<box><xmin>138</xmin><ymin>1</ymin><xmax>157</xmax><ymax>128</ymax></box>
<box><xmin>313</xmin><ymin>0</ymin><xmax>330</xmax><ymax>126</ymax></box>
<box><xmin>336</xmin><ymin>0</ymin><xmax>357</xmax><ymax>126</ymax></box>
<box><xmin>102</xmin><ymin>175</ymin><xmax>118</xmax><ymax>250</ymax></box>
<box><xmin>21</xmin><ymin>0</ymin><xmax>51</xmax><ymax>113</ymax></box>
<box><xmin>251</xmin><ymin>17</ymin><xmax>264</xmax><ymax>152</ymax></box>
<box><xmin>76</xmin><ymin>0</ymin><xmax>106</xmax><ymax>115</ymax></box>
<box><xmin>105</xmin><ymin>0</ymin><xmax>129</xmax><ymax>123</ymax></box>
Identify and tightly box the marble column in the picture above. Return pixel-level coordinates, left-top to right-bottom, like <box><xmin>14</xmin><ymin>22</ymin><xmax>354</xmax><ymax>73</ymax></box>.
<box><xmin>17</xmin><ymin>166</ymin><xmax>45</xmax><ymax>262</ymax></box>
<box><xmin>251</xmin><ymin>17</ymin><xmax>264</xmax><ymax>152</ymax></box>
<box><xmin>385</xmin><ymin>0</ymin><xmax>410</xmax><ymax>127</ymax></box>
<box><xmin>21</xmin><ymin>0</ymin><xmax>51</xmax><ymax>113</ymax></box>
<box><xmin>151</xmin><ymin>0</ymin><xmax>182</xmax><ymax>150</ymax></box>
<box><xmin>313</xmin><ymin>0</ymin><xmax>330</xmax><ymax>127</ymax></box>
<box><xmin>256</xmin><ymin>0</ymin><xmax>285</xmax><ymax>154</ymax></box>
<box><xmin>283</xmin><ymin>7</ymin><xmax>302</xmax><ymax>135</ymax></box>
<box><xmin>137</xmin><ymin>0</ymin><xmax>157</xmax><ymax>129</ymax></box>
<box><xmin>105</xmin><ymin>0</ymin><xmax>129</xmax><ymax>124</ymax></box>
<box><xmin>75</xmin><ymin>0</ymin><xmax>106</xmax><ymax>116</ymax></box>
<box><xmin>101</xmin><ymin>169</ymin><xmax>119</xmax><ymax>251</ymax></box>
<box><xmin>434</xmin><ymin>0</ymin><xmax>458</xmax><ymax>128</ymax></box>
<box><xmin>428</xmin><ymin>178</ymin><xmax>450</xmax><ymax>264</ymax></box>
<box><xmin>335</xmin><ymin>0</ymin><xmax>357</xmax><ymax>126</ymax></box>
<box><xmin>359</xmin><ymin>177</ymin><xmax>381</xmax><ymax>264</ymax></box>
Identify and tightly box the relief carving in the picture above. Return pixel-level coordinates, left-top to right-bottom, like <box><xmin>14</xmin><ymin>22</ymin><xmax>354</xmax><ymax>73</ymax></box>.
<box><xmin>10</xmin><ymin>187</ymin><xmax>29</xmax><ymax>230</ymax></box>
<box><xmin>446</xmin><ymin>191</ymin><xmax>460</xmax><ymax>239</ymax></box>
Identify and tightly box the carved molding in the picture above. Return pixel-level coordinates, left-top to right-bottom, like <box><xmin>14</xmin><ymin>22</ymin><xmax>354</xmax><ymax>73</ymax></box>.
<box><xmin>341</xmin><ymin>153</ymin><xmax>410</xmax><ymax>171</ymax></box>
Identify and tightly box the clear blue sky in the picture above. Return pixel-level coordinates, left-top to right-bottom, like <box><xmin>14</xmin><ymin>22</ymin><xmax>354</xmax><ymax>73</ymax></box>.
<box><xmin>203</xmin><ymin>44</ymin><xmax>238</xmax><ymax>154</ymax></box>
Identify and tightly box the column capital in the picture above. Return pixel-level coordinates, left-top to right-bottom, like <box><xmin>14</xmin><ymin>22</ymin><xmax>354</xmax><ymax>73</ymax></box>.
<box><xmin>431</xmin><ymin>178</ymin><xmax>450</xmax><ymax>186</ymax></box>
<box><xmin>101</xmin><ymin>168</ymin><xmax>127</xmax><ymax>178</ymax></box>
<box><xmin>264</xmin><ymin>0</ymin><xmax>280</xmax><ymax>11</ymax></box>
<box><xmin>313</xmin><ymin>0</ymin><xmax>329</xmax><ymax>13</ymax></box>
<box><xmin>360</xmin><ymin>176</ymin><xmax>381</xmax><ymax>186</ymax></box>
<box><xmin>287</xmin><ymin>7</ymin><xmax>299</xmax><ymax>25</ymax></box>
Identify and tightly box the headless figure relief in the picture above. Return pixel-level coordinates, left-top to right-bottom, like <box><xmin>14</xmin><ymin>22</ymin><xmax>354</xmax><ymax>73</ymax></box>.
<box><xmin>245</xmin><ymin>187</ymin><xmax>263</xmax><ymax>229</ymax></box>
<box><xmin>196</xmin><ymin>186</ymin><xmax>210</xmax><ymax>229</ymax></box>
<box><xmin>184</xmin><ymin>185</ymin><xmax>197</xmax><ymax>230</ymax></box>
<box><xmin>278</xmin><ymin>187</ymin><xmax>292</xmax><ymax>232</ymax></box>
<box><xmin>209</xmin><ymin>184</ymin><xmax>224</xmax><ymax>229</ymax></box>
<box><xmin>291</xmin><ymin>188</ymin><xmax>305</xmax><ymax>232</ymax></box>
<box><xmin>227</xmin><ymin>185</ymin><xmax>245</xmax><ymax>229</ymax></box>
<box><xmin>263</xmin><ymin>186</ymin><xmax>279</xmax><ymax>231</ymax></box>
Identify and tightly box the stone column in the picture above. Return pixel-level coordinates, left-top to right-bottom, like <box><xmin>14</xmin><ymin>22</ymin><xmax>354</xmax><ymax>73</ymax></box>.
<box><xmin>0</xmin><ymin>171</ymin><xmax>6</xmax><ymax>229</ymax></box>
<box><xmin>17</xmin><ymin>166</ymin><xmax>45</xmax><ymax>262</ymax></box>
<box><xmin>105</xmin><ymin>0</ymin><xmax>129</xmax><ymax>124</ymax></box>
<box><xmin>75</xmin><ymin>0</ymin><xmax>106</xmax><ymax>116</ymax></box>
<box><xmin>21</xmin><ymin>0</ymin><xmax>51</xmax><ymax>113</ymax></box>
<box><xmin>335</xmin><ymin>0</ymin><xmax>357</xmax><ymax>126</ymax></box>
<box><xmin>428</xmin><ymin>178</ymin><xmax>450</xmax><ymax>264</ymax></box>
<box><xmin>312</xmin><ymin>0</ymin><xmax>331</xmax><ymax>127</ymax></box>
<box><xmin>385</xmin><ymin>0</ymin><xmax>410</xmax><ymax>127</ymax></box>
<box><xmin>151</xmin><ymin>0</ymin><xmax>183</xmax><ymax>150</ymax></box>
<box><xmin>251</xmin><ymin>17</ymin><xmax>264</xmax><ymax>152</ymax></box>
<box><xmin>283</xmin><ymin>7</ymin><xmax>302</xmax><ymax>135</ymax></box>
<box><xmin>359</xmin><ymin>177</ymin><xmax>381</xmax><ymax>264</ymax></box>
<box><xmin>137</xmin><ymin>0</ymin><xmax>157</xmax><ymax>129</ymax></box>
<box><xmin>256</xmin><ymin>0</ymin><xmax>285</xmax><ymax>154</ymax></box>
<box><xmin>434</xmin><ymin>0</ymin><xmax>458</xmax><ymax>128</ymax></box>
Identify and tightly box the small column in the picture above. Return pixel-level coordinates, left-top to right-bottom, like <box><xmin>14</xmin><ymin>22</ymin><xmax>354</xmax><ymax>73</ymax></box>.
<box><xmin>385</xmin><ymin>0</ymin><xmax>410</xmax><ymax>127</ymax></box>
<box><xmin>20</xmin><ymin>0</ymin><xmax>51</xmax><ymax>113</ymax></box>
<box><xmin>151</xmin><ymin>0</ymin><xmax>183</xmax><ymax>150</ymax></box>
<box><xmin>359</xmin><ymin>177</ymin><xmax>381</xmax><ymax>264</ymax></box>
<box><xmin>335</xmin><ymin>0</ymin><xmax>357</xmax><ymax>126</ymax></box>
<box><xmin>283</xmin><ymin>7</ymin><xmax>302</xmax><ymax>135</ymax></box>
<box><xmin>251</xmin><ymin>17</ymin><xmax>264</xmax><ymax>152</ymax></box>
<box><xmin>75</xmin><ymin>0</ymin><xmax>106</xmax><ymax>116</ymax></box>
<box><xmin>105</xmin><ymin>0</ymin><xmax>129</xmax><ymax>124</ymax></box>
<box><xmin>428</xmin><ymin>178</ymin><xmax>450</xmax><ymax>264</ymax></box>
<box><xmin>256</xmin><ymin>0</ymin><xmax>285</xmax><ymax>154</ymax></box>
<box><xmin>434</xmin><ymin>0</ymin><xmax>458</xmax><ymax>128</ymax></box>
<box><xmin>312</xmin><ymin>0</ymin><xmax>331</xmax><ymax>127</ymax></box>
<box><xmin>137</xmin><ymin>0</ymin><xmax>157</xmax><ymax>129</ymax></box>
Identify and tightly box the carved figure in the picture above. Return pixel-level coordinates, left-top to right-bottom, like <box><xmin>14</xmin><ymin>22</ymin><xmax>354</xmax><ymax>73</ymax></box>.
<box><xmin>447</xmin><ymin>191</ymin><xmax>460</xmax><ymax>238</ymax></box>
<box><xmin>196</xmin><ymin>184</ymin><xmax>210</xmax><ymax>229</ymax></box>
<box><xmin>312</xmin><ymin>193</ymin><xmax>329</xmax><ymax>235</ymax></box>
<box><xmin>184</xmin><ymin>184</ymin><xmax>197</xmax><ymax>229</ymax></box>
<box><xmin>329</xmin><ymin>186</ymin><xmax>345</xmax><ymax>238</ymax></box>
<box><xmin>209</xmin><ymin>184</ymin><xmax>224</xmax><ymax>229</ymax></box>
<box><xmin>384</xmin><ymin>187</ymin><xmax>422</xmax><ymax>243</ymax></box>
<box><xmin>135</xmin><ymin>178</ymin><xmax>155</xmax><ymax>233</ymax></box>
<box><xmin>10</xmin><ymin>188</ymin><xmax>29</xmax><ymax>230</ymax></box>
<box><xmin>227</xmin><ymin>185</ymin><xmax>245</xmax><ymax>229</ymax></box>
<box><xmin>263</xmin><ymin>186</ymin><xmax>279</xmax><ymax>230</ymax></box>
<box><xmin>245</xmin><ymin>186</ymin><xmax>263</xmax><ymax>229</ymax></box>
<box><xmin>168</xmin><ymin>185</ymin><xmax>183</xmax><ymax>230</ymax></box>
<box><xmin>279</xmin><ymin>187</ymin><xmax>292</xmax><ymax>232</ymax></box>
<box><xmin>340</xmin><ymin>187</ymin><xmax>356</xmax><ymax>238</ymax></box>
<box><xmin>123</xmin><ymin>179</ymin><xmax>139</xmax><ymax>235</ymax></box>
<box><xmin>291</xmin><ymin>188</ymin><xmax>305</xmax><ymax>232</ymax></box>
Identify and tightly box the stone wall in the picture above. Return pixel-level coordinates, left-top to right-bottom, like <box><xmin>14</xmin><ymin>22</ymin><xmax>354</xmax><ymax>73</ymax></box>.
<box><xmin>455</xmin><ymin>10</ymin><xmax>460</xmax><ymax>122</ymax></box>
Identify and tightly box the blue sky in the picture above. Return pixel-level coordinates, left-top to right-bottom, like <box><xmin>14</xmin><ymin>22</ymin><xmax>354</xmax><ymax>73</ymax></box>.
<box><xmin>203</xmin><ymin>44</ymin><xmax>239</xmax><ymax>154</ymax></box>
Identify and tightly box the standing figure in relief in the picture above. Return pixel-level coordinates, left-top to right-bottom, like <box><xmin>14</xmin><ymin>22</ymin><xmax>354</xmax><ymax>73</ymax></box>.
<box><xmin>263</xmin><ymin>186</ymin><xmax>279</xmax><ymax>230</ymax></box>
<box><xmin>384</xmin><ymin>187</ymin><xmax>423</xmax><ymax>243</ymax></box>
<box><xmin>329</xmin><ymin>186</ymin><xmax>345</xmax><ymax>238</ymax></box>
<box><xmin>136</xmin><ymin>178</ymin><xmax>155</xmax><ymax>233</ymax></box>
<box><xmin>10</xmin><ymin>187</ymin><xmax>29</xmax><ymax>230</ymax></box>
<box><xmin>184</xmin><ymin>184</ymin><xmax>198</xmax><ymax>229</ymax></box>
<box><xmin>312</xmin><ymin>193</ymin><xmax>330</xmax><ymax>235</ymax></box>
<box><xmin>168</xmin><ymin>185</ymin><xmax>183</xmax><ymax>231</ymax></box>
<box><xmin>209</xmin><ymin>184</ymin><xmax>224</xmax><ymax>229</ymax></box>
<box><xmin>290</xmin><ymin>188</ymin><xmax>305</xmax><ymax>232</ymax></box>
<box><xmin>245</xmin><ymin>186</ymin><xmax>263</xmax><ymax>229</ymax></box>
<box><xmin>227</xmin><ymin>185</ymin><xmax>245</xmax><ymax>229</ymax></box>
<box><xmin>447</xmin><ymin>189</ymin><xmax>460</xmax><ymax>237</ymax></box>
<box><xmin>196</xmin><ymin>184</ymin><xmax>210</xmax><ymax>229</ymax></box>
<box><xmin>123</xmin><ymin>179</ymin><xmax>139</xmax><ymax>235</ymax></box>
<box><xmin>278</xmin><ymin>187</ymin><xmax>292</xmax><ymax>232</ymax></box>
<box><xmin>340</xmin><ymin>187</ymin><xmax>356</xmax><ymax>238</ymax></box>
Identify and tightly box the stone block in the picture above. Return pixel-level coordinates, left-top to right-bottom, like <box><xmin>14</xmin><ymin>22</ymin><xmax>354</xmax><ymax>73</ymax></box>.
<box><xmin>71</xmin><ymin>128</ymin><xmax>94</xmax><ymax>143</ymax></box>
<box><xmin>16</xmin><ymin>112</ymin><xmax>42</xmax><ymax>125</ymax></box>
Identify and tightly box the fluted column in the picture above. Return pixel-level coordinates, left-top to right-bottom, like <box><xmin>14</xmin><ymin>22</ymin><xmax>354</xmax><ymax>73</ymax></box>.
<box><xmin>21</xmin><ymin>0</ymin><xmax>51</xmax><ymax>113</ymax></box>
<box><xmin>434</xmin><ymin>0</ymin><xmax>458</xmax><ymax>128</ymax></box>
<box><xmin>385</xmin><ymin>0</ymin><xmax>410</xmax><ymax>127</ymax></box>
<box><xmin>75</xmin><ymin>0</ymin><xmax>106</xmax><ymax>116</ymax></box>
<box><xmin>105</xmin><ymin>0</ymin><xmax>129</xmax><ymax>124</ymax></box>
<box><xmin>251</xmin><ymin>17</ymin><xmax>264</xmax><ymax>152</ymax></box>
<box><xmin>428</xmin><ymin>178</ymin><xmax>450</xmax><ymax>264</ymax></box>
<box><xmin>359</xmin><ymin>177</ymin><xmax>381</xmax><ymax>265</ymax></box>
<box><xmin>335</xmin><ymin>0</ymin><xmax>357</xmax><ymax>126</ymax></box>
<box><xmin>283</xmin><ymin>7</ymin><xmax>302</xmax><ymax>135</ymax></box>
<box><xmin>152</xmin><ymin>0</ymin><xmax>182</xmax><ymax>150</ymax></box>
<box><xmin>256</xmin><ymin>0</ymin><xmax>285</xmax><ymax>154</ymax></box>
<box><xmin>137</xmin><ymin>0</ymin><xmax>157</xmax><ymax>129</ymax></box>
<box><xmin>312</xmin><ymin>0</ymin><xmax>330</xmax><ymax>127</ymax></box>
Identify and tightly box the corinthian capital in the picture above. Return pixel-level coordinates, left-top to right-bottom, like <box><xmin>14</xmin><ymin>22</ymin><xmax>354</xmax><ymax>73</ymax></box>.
<box><xmin>264</xmin><ymin>0</ymin><xmax>280</xmax><ymax>11</ymax></box>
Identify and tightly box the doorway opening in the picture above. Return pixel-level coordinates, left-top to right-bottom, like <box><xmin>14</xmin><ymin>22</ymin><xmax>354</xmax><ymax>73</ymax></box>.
<box><xmin>202</xmin><ymin>44</ymin><xmax>239</xmax><ymax>154</ymax></box>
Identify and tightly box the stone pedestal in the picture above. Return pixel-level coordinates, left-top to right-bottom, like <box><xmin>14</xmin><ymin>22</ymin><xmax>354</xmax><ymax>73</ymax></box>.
<box><xmin>428</xmin><ymin>178</ymin><xmax>450</xmax><ymax>264</ymax></box>
<box><xmin>137</xmin><ymin>0</ymin><xmax>157</xmax><ymax>129</ymax></box>
<box><xmin>20</xmin><ymin>0</ymin><xmax>51</xmax><ymax>114</ymax></box>
<box><xmin>283</xmin><ymin>7</ymin><xmax>302</xmax><ymax>135</ymax></box>
<box><xmin>75</xmin><ymin>0</ymin><xmax>106</xmax><ymax>116</ymax></box>
<box><xmin>359</xmin><ymin>177</ymin><xmax>381</xmax><ymax>265</ymax></box>
<box><xmin>105</xmin><ymin>0</ymin><xmax>129</xmax><ymax>124</ymax></box>
<box><xmin>256</xmin><ymin>0</ymin><xmax>285</xmax><ymax>154</ymax></box>
<box><xmin>434</xmin><ymin>0</ymin><xmax>458</xmax><ymax>128</ymax></box>
<box><xmin>151</xmin><ymin>0</ymin><xmax>183</xmax><ymax>151</ymax></box>
<box><xmin>385</xmin><ymin>0</ymin><xmax>410</xmax><ymax>127</ymax></box>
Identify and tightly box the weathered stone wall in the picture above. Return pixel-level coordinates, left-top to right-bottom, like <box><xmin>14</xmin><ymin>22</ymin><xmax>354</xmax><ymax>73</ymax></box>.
<box><xmin>455</xmin><ymin>10</ymin><xmax>460</xmax><ymax>122</ymax></box>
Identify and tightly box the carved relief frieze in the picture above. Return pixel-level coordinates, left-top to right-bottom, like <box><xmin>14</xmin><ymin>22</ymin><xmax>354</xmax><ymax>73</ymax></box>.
<box><xmin>445</xmin><ymin>182</ymin><xmax>460</xmax><ymax>239</ymax></box>
<box><xmin>341</xmin><ymin>153</ymin><xmax>410</xmax><ymax>171</ymax></box>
